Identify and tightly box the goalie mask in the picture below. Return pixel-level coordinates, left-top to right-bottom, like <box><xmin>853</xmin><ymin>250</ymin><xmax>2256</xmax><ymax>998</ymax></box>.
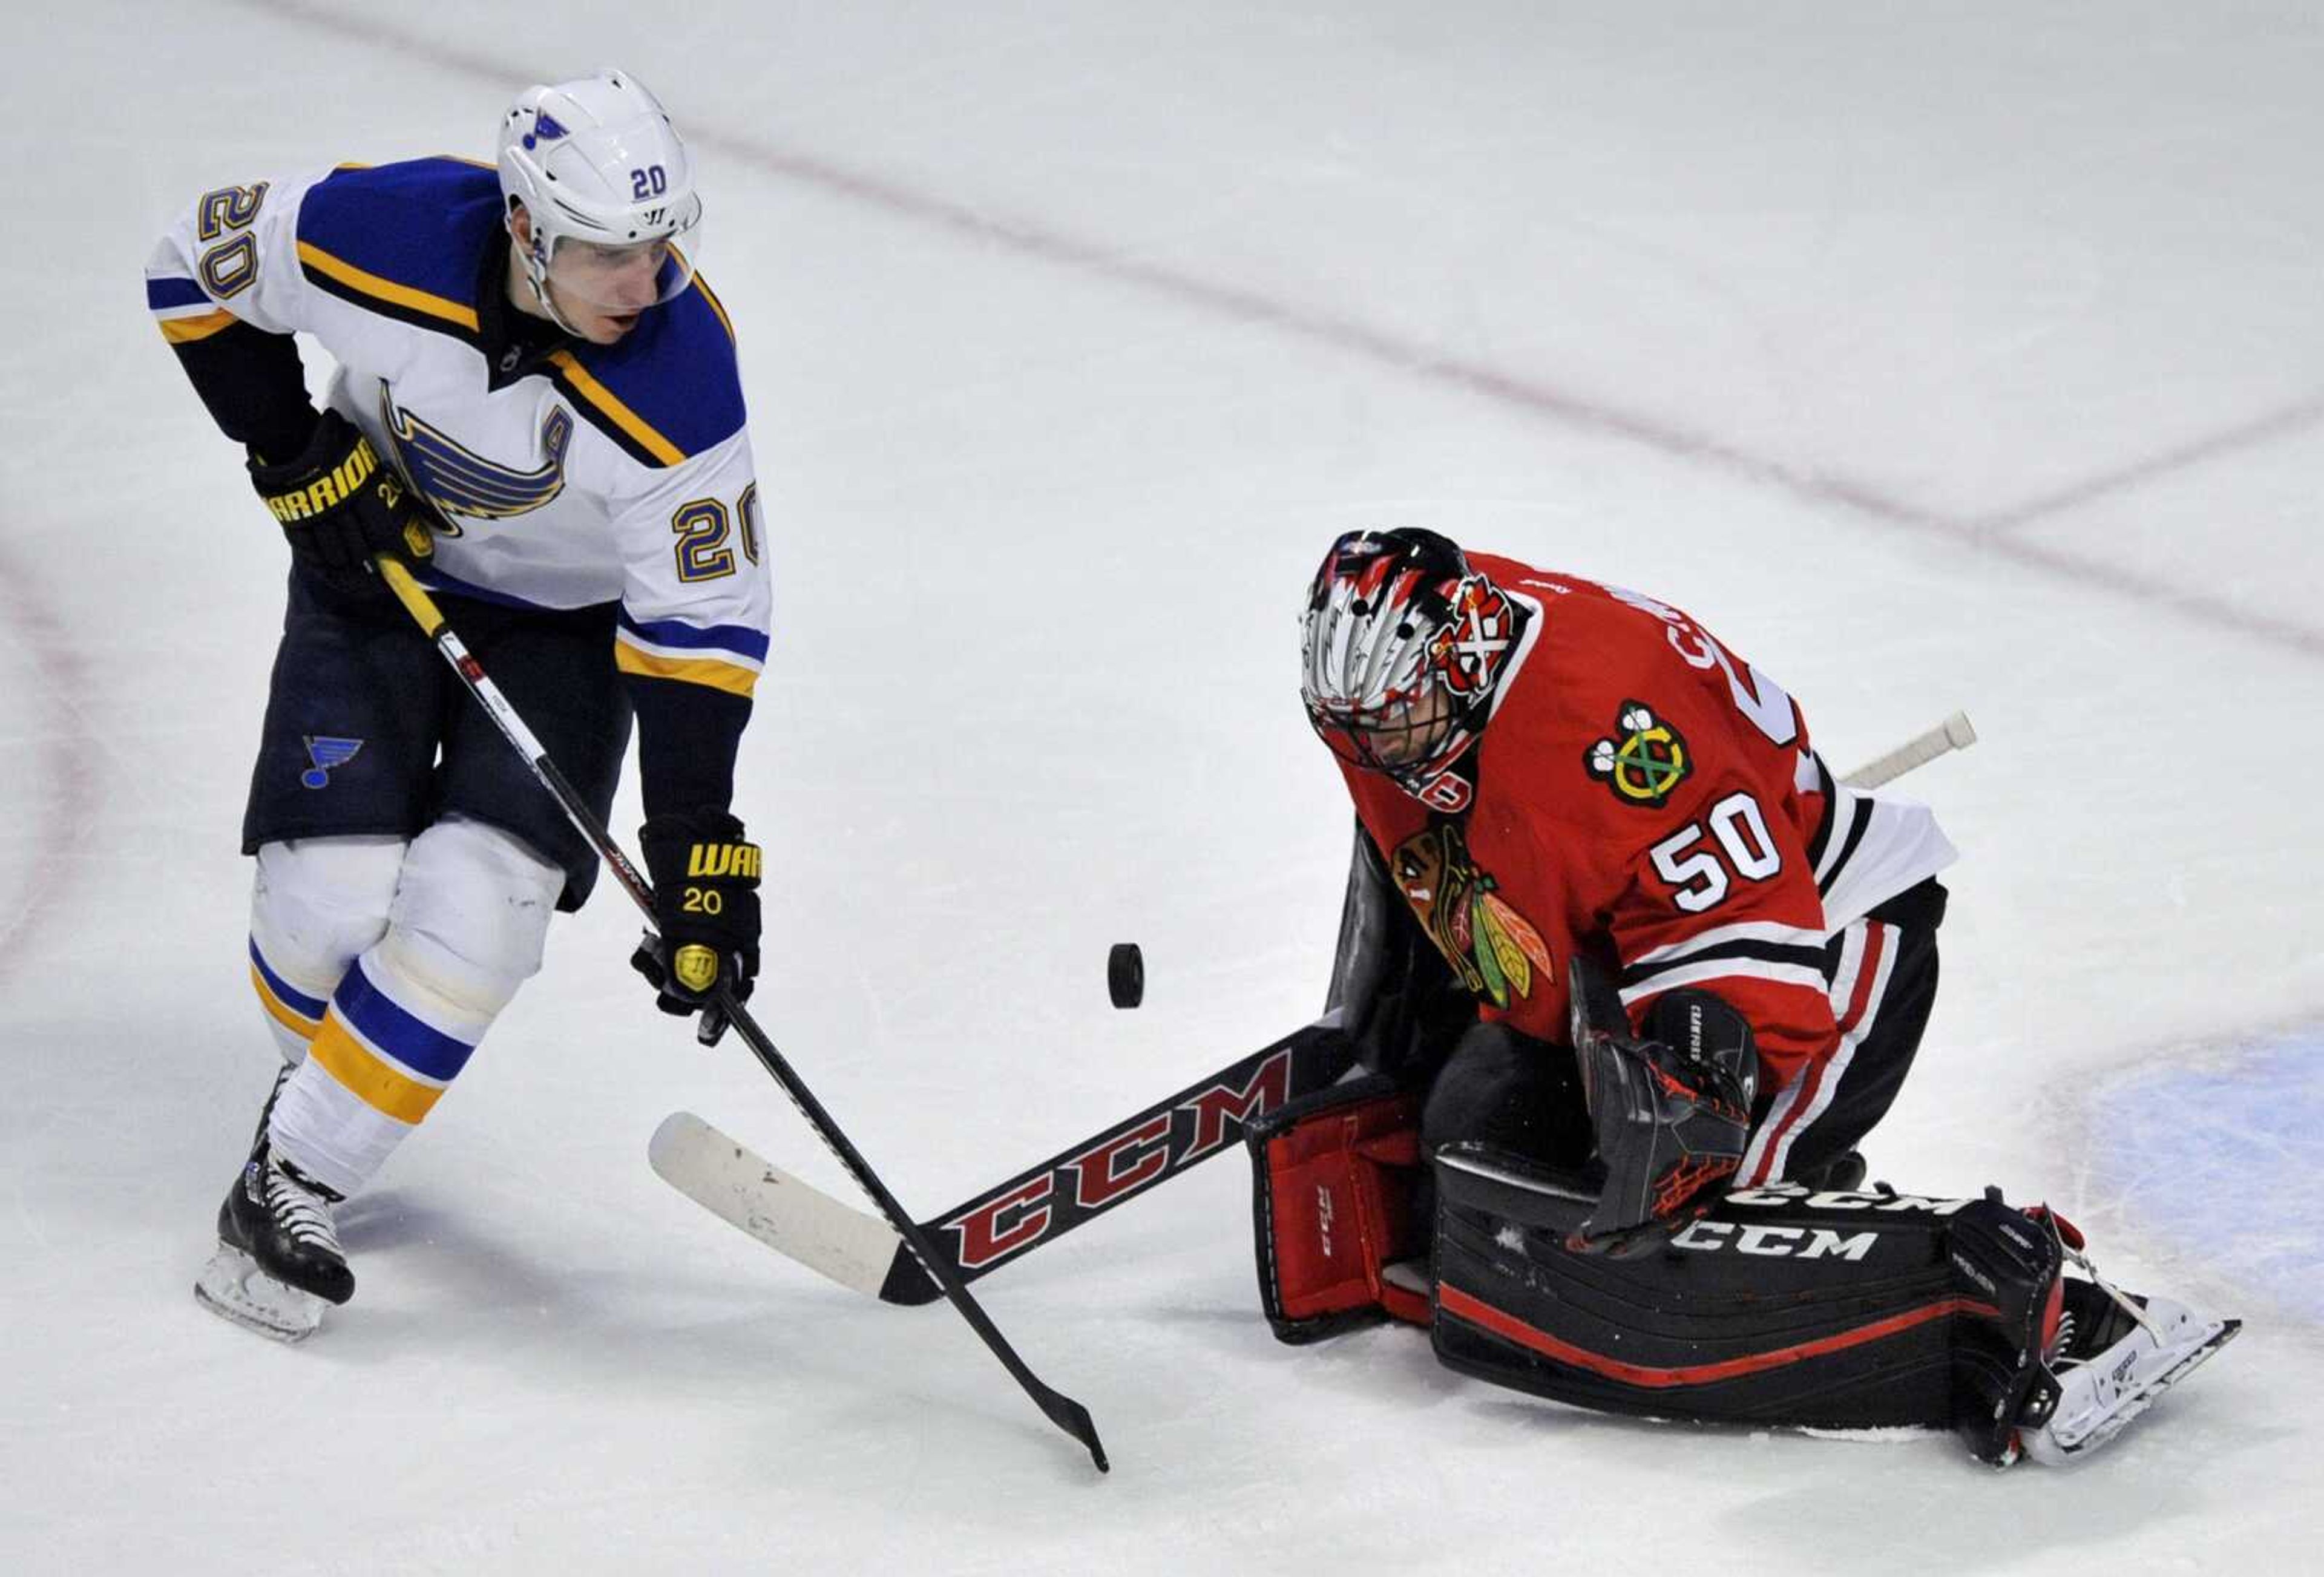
<box><xmin>497</xmin><ymin>70</ymin><xmax>704</xmax><ymax>336</ymax></box>
<box><xmin>1299</xmin><ymin>529</ymin><xmax>1523</xmax><ymax>796</ymax></box>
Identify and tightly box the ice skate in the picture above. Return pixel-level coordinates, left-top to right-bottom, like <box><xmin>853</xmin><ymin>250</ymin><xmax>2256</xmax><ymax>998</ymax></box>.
<box><xmin>195</xmin><ymin>1080</ymin><xmax>354</xmax><ymax>1342</ymax></box>
<box><xmin>2018</xmin><ymin>1277</ymin><xmax>2240</xmax><ymax>1465</ymax></box>
<box><xmin>195</xmin><ymin>1235</ymin><xmax>329</xmax><ymax>1344</ymax></box>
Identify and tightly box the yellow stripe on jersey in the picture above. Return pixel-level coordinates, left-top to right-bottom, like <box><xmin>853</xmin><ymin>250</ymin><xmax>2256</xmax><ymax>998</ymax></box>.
<box><xmin>548</xmin><ymin>350</ymin><xmax>688</xmax><ymax>465</ymax></box>
<box><xmin>161</xmin><ymin>307</ymin><xmax>240</xmax><ymax>344</ymax></box>
<box><xmin>693</xmin><ymin>273</ymin><xmax>735</xmax><ymax>345</ymax></box>
<box><xmin>250</xmin><ymin>963</ymin><xmax>323</xmax><ymax>1041</ymax></box>
<box><xmin>307</xmin><ymin>1014</ymin><xmax>446</xmax><ymax>1124</ymax></box>
<box><xmin>297</xmin><ymin>241</ymin><xmax>481</xmax><ymax>332</ymax></box>
<box><xmin>614</xmin><ymin>643</ymin><xmax>761</xmax><ymax>697</ymax></box>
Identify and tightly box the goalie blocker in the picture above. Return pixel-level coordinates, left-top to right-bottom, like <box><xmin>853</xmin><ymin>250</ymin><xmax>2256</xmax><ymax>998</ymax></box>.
<box><xmin>1248</xmin><ymin>1081</ymin><xmax>2238</xmax><ymax>1466</ymax></box>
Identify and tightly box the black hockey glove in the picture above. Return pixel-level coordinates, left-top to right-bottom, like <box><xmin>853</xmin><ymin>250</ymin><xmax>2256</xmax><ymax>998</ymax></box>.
<box><xmin>248</xmin><ymin>409</ymin><xmax>436</xmax><ymax>592</ymax></box>
<box><xmin>632</xmin><ymin>810</ymin><xmax>761</xmax><ymax>1040</ymax></box>
<box><xmin>1566</xmin><ymin>957</ymin><xmax>1757</xmax><ymax>1258</ymax></box>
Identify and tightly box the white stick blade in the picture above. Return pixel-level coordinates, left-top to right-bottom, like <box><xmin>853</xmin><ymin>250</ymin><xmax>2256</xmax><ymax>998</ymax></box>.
<box><xmin>649</xmin><ymin>1111</ymin><xmax>901</xmax><ymax>1299</ymax></box>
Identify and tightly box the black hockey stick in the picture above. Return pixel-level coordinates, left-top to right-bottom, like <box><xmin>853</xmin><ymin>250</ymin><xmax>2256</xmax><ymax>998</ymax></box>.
<box><xmin>651</xmin><ymin>1018</ymin><xmax>1357</xmax><ymax>1304</ymax></box>
<box><xmin>375</xmin><ymin>559</ymin><xmax>1107</xmax><ymax>1474</ymax></box>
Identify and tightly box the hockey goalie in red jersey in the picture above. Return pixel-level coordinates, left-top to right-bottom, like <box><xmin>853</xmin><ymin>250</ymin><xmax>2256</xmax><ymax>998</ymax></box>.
<box><xmin>1307</xmin><ymin>527</ymin><xmax>1956</xmax><ymax>1205</ymax></box>
<box><xmin>1247</xmin><ymin>527</ymin><xmax>2237</xmax><ymax>1466</ymax></box>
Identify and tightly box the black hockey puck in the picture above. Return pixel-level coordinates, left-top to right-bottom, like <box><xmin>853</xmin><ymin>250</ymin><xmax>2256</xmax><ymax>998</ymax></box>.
<box><xmin>1107</xmin><ymin>942</ymin><xmax>1144</xmax><ymax>1009</ymax></box>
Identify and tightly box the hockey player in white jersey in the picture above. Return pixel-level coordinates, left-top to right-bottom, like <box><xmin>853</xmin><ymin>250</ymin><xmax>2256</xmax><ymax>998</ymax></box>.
<box><xmin>149</xmin><ymin>71</ymin><xmax>770</xmax><ymax>1340</ymax></box>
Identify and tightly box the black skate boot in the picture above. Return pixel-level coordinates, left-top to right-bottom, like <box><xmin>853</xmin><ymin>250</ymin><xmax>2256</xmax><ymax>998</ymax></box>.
<box><xmin>218</xmin><ymin>1139</ymin><xmax>354</xmax><ymax>1307</ymax></box>
<box><xmin>195</xmin><ymin>1072</ymin><xmax>354</xmax><ymax>1341</ymax></box>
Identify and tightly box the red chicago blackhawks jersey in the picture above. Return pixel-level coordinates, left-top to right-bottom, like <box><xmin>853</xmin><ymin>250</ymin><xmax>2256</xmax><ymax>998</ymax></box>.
<box><xmin>1337</xmin><ymin>554</ymin><xmax>1955</xmax><ymax>1099</ymax></box>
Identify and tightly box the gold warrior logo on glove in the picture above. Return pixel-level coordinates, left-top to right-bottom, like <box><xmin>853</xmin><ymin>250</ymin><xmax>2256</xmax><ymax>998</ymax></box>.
<box><xmin>260</xmin><ymin>434</ymin><xmax>382</xmax><ymax>522</ymax></box>
<box><xmin>686</xmin><ymin>842</ymin><xmax>761</xmax><ymax>881</ymax></box>
<box><xmin>672</xmin><ymin>943</ymin><xmax>721</xmax><ymax>994</ymax></box>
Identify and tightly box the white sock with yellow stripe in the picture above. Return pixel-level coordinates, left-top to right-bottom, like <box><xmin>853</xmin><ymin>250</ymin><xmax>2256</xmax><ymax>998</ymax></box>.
<box><xmin>269</xmin><ymin>948</ymin><xmax>488</xmax><ymax>1195</ymax></box>
<box><xmin>263</xmin><ymin>817</ymin><xmax>563</xmax><ymax>1198</ymax></box>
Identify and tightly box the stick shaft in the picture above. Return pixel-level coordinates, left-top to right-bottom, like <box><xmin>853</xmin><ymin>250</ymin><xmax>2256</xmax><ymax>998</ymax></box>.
<box><xmin>1839</xmin><ymin>710</ymin><xmax>1977</xmax><ymax>789</ymax></box>
<box><xmin>375</xmin><ymin>559</ymin><xmax>1107</xmax><ymax>1472</ymax></box>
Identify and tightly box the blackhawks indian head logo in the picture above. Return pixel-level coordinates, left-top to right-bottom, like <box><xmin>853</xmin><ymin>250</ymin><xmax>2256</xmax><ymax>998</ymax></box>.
<box><xmin>1586</xmin><ymin>700</ymin><xmax>1690</xmax><ymax>808</ymax></box>
<box><xmin>1388</xmin><ymin>824</ymin><xmax>1553</xmax><ymax>1010</ymax></box>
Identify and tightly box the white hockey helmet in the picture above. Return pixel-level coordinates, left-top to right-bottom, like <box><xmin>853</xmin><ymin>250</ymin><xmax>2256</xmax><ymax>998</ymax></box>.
<box><xmin>497</xmin><ymin>69</ymin><xmax>704</xmax><ymax>331</ymax></box>
<box><xmin>1299</xmin><ymin>529</ymin><xmax>1523</xmax><ymax>795</ymax></box>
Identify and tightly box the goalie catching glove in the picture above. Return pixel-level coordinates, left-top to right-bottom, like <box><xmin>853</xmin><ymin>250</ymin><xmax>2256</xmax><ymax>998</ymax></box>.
<box><xmin>632</xmin><ymin>810</ymin><xmax>761</xmax><ymax>1038</ymax></box>
<box><xmin>248</xmin><ymin>410</ymin><xmax>437</xmax><ymax>592</ymax></box>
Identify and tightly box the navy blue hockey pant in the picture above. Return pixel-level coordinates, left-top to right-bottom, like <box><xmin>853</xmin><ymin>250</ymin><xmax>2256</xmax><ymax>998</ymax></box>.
<box><xmin>241</xmin><ymin>566</ymin><xmax>631</xmax><ymax>910</ymax></box>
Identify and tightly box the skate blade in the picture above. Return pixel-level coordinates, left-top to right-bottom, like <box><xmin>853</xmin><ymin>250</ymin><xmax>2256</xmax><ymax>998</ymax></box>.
<box><xmin>194</xmin><ymin>1242</ymin><xmax>324</xmax><ymax>1344</ymax></box>
<box><xmin>2024</xmin><ymin>1316</ymin><xmax>2241</xmax><ymax>1465</ymax></box>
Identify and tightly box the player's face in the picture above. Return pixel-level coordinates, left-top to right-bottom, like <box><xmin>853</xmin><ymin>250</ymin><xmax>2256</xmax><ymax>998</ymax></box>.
<box><xmin>548</xmin><ymin>238</ymin><xmax>672</xmax><ymax>343</ymax></box>
<box><xmin>1354</xmin><ymin>684</ymin><xmax>1456</xmax><ymax>770</ymax></box>
<box><xmin>508</xmin><ymin>204</ymin><xmax>700</xmax><ymax>345</ymax></box>
<box><xmin>553</xmin><ymin>240</ymin><xmax>674</xmax><ymax>332</ymax></box>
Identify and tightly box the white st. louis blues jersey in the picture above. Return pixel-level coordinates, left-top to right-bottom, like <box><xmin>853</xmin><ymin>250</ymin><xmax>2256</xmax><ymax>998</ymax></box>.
<box><xmin>145</xmin><ymin>157</ymin><xmax>768</xmax><ymax>701</ymax></box>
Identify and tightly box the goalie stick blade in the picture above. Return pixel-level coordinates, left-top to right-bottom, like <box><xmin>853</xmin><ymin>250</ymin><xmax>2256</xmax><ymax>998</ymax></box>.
<box><xmin>194</xmin><ymin>1242</ymin><xmax>324</xmax><ymax>1343</ymax></box>
<box><xmin>649</xmin><ymin>1112</ymin><xmax>906</xmax><ymax>1300</ymax></box>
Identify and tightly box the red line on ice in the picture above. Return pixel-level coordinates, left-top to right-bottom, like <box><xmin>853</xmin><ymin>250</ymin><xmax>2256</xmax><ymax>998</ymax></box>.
<box><xmin>0</xmin><ymin>548</ymin><xmax>99</xmax><ymax>983</ymax></box>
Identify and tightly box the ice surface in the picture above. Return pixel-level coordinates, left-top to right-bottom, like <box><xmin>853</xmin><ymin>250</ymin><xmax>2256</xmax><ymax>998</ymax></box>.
<box><xmin>2083</xmin><ymin>1034</ymin><xmax>2324</xmax><ymax>1323</ymax></box>
<box><xmin>4</xmin><ymin>2</ymin><xmax>2319</xmax><ymax>1571</ymax></box>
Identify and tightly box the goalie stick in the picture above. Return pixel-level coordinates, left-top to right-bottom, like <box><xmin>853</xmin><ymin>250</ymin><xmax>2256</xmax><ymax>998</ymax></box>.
<box><xmin>373</xmin><ymin>560</ymin><xmax>1106</xmax><ymax>1474</ymax></box>
<box><xmin>658</xmin><ymin>712</ymin><xmax>1975</xmax><ymax>1306</ymax></box>
<box><xmin>652</xmin><ymin>1017</ymin><xmax>1359</xmax><ymax>1305</ymax></box>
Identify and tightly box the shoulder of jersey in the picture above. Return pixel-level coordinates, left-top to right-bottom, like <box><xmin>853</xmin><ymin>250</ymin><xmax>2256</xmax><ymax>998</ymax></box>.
<box><xmin>545</xmin><ymin>272</ymin><xmax>744</xmax><ymax>470</ymax></box>
<box><xmin>294</xmin><ymin>157</ymin><xmax>744</xmax><ymax>470</ymax></box>
<box><xmin>1486</xmin><ymin>566</ymin><xmax>1694</xmax><ymax>725</ymax></box>
<box><xmin>1481</xmin><ymin>565</ymin><xmax>1735</xmax><ymax>819</ymax></box>
<box><xmin>294</xmin><ymin>157</ymin><xmax>502</xmax><ymax>340</ymax></box>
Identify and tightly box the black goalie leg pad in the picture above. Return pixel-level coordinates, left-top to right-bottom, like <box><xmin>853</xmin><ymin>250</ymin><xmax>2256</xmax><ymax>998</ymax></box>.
<box><xmin>1247</xmin><ymin>1072</ymin><xmax>1429</xmax><ymax>1343</ymax></box>
<box><xmin>1431</xmin><ymin>1149</ymin><xmax>1977</xmax><ymax>1428</ymax></box>
<box><xmin>1947</xmin><ymin>1192</ymin><xmax>2067</xmax><ymax>1465</ymax></box>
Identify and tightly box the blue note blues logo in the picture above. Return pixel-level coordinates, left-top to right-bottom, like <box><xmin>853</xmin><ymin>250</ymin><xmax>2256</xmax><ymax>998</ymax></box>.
<box><xmin>300</xmin><ymin>736</ymin><xmax>364</xmax><ymax>790</ymax></box>
<box><xmin>378</xmin><ymin>386</ymin><xmax>573</xmax><ymax>524</ymax></box>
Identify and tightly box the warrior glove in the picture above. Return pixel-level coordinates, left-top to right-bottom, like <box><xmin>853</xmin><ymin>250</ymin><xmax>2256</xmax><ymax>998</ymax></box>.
<box><xmin>1566</xmin><ymin>956</ymin><xmax>1756</xmax><ymax>1257</ymax></box>
<box><xmin>632</xmin><ymin>809</ymin><xmax>762</xmax><ymax>1041</ymax></box>
<box><xmin>248</xmin><ymin>410</ymin><xmax>436</xmax><ymax>592</ymax></box>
